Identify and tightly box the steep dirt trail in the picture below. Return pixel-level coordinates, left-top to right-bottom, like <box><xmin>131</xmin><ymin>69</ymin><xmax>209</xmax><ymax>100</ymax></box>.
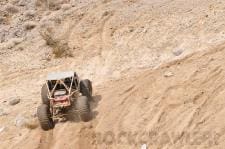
<box><xmin>71</xmin><ymin>42</ymin><xmax>225</xmax><ymax>149</ymax></box>
<box><xmin>10</xmin><ymin>42</ymin><xmax>225</xmax><ymax>149</ymax></box>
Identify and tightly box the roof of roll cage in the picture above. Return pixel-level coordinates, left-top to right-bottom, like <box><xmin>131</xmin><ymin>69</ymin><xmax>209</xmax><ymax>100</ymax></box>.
<box><xmin>47</xmin><ymin>71</ymin><xmax>74</xmax><ymax>80</ymax></box>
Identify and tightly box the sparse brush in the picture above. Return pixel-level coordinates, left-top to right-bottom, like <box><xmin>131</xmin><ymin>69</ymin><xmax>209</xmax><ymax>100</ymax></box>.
<box><xmin>52</xmin><ymin>41</ymin><xmax>73</xmax><ymax>58</ymax></box>
<box><xmin>40</xmin><ymin>29</ymin><xmax>56</xmax><ymax>46</ymax></box>
<box><xmin>40</xmin><ymin>29</ymin><xmax>73</xmax><ymax>58</ymax></box>
<box><xmin>24</xmin><ymin>21</ymin><xmax>37</xmax><ymax>30</ymax></box>
<box><xmin>35</xmin><ymin>0</ymin><xmax>62</xmax><ymax>11</ymax></box>
<box><xmin>4</xmin><ymin>4</ymin><xmax>19</xmax><ymax>14</ymax></box>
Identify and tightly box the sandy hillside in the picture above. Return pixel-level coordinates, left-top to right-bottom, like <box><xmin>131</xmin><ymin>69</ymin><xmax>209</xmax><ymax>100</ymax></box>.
<box><xmin>1</xmin><ymin>0</ymin><xmax>225</xmax><ymax>149</ymax></box>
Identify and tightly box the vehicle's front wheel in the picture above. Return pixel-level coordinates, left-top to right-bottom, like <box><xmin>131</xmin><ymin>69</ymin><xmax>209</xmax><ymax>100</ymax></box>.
<box><xmin>76</xmin><ymin>96</ymin><xmax>91</xmax><ymax>122</ymax></box>
<box><xmin>41</xmin><ymin>84</ymin><xmax>49</xmax><ymax>106</ymax></box>
<box><xmin>80</xmin><ymin>79</ymin><xmax>92</xmax><ymax>99</ymax></box>
<box><xmin>37</xmin><ymin>104</ymin><xmax>54</xmax><ymax>131</ymax></box>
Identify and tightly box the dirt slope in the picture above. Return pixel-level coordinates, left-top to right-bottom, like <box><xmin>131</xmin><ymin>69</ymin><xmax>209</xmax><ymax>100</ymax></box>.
<box><xmin>4</xmin><ymin>41</ymin><xmax>225</xmax><ymax>149</ymax></box>
<box><xmin>1</xmin><ymin>0</ymin><xmax>225</xmax><ymax>149</ymax></box>
<box><xmin>45</xmin><ymin>42</ymin><xmax>225</xmax><ymax>149</ymax></box>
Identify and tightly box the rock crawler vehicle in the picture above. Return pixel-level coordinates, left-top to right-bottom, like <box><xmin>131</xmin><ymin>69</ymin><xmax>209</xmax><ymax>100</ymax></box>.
<box><xmin>37</xmin><ymin>71</ymin><xmax>92</xmax><ymax>130</ymax></box>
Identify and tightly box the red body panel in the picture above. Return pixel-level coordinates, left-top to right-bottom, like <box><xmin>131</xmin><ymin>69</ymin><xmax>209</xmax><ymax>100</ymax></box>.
<box><xmin>53</xmin><ymin>96</ymin><xmax>71</xmax><ymax>107</ymax></box>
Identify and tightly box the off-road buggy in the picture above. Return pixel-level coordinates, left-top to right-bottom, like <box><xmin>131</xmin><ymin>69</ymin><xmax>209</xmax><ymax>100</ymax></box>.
<box><xmin>37</xmin><ymin>71</ymin><xmax>92</xmax><ymax>130</ymax></box>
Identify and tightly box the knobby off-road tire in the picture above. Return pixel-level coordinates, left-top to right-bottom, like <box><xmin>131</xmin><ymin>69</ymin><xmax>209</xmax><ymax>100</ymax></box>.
<box><xmin>37</xmin><ymin>104</ymin><xmax>54</xmax><ymax>131</ymax></box>
<box><xmin>76</xmin><ymin>96</ymin><xmax>91</xmax><ymax>122</ymax></box>
<box><xmin>80</xmin><ymin>79</ymin><xmax>92</xmax><ymax>99</ymax></box>
<box><xmin>41</xmin><ymin>84</ymin><xmax>49</xmax><ymax>106</ymax></box>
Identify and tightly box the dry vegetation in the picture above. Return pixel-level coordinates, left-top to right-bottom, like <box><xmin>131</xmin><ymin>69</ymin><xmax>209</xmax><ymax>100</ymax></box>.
<box><xmin>40</xmin><ymin>28</ymin><xmax>73</xmax><ymax>58</ymax></box>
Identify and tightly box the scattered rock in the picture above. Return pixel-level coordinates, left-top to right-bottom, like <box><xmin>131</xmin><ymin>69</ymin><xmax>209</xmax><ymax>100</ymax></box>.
<box><xmin>15</xmin><ymin>115</ymin><xmax>38</xmax><ymax>129</ymax></box>
<box><xmin>102</xmin><ymin>11</ymin><xmax>110</xmax><ymax>17</ymax></box>
<box><xmin>129</xmin><ymin>27</ymin><xmax>134</xmax><ymax>32</ymax></box>
<box><xmin>3</xmin><ymin>41</ymin><xmax>16</xmax><ymax>49</ymax></box>
<box><xmin>164</xmin><ymin>71</ymin><xmax>174</xmax><ymax>77</ymax></box>
<box><xmin>10</xmin><ymin>0</ymin><xmax>20</xmax><ymax>5</ymax></box>
<box><xmin>13</xmin><ymin>29</ymin><xmax>24</xmax><ymax>38</ymax></box>
<box><xmin>0</xmin><ymin>108</ymin><xmax>9</xmax><ymax>116</ymax></box>
<box><xmin>61</xmin><ymin>4</ymin><xmax>72</xmax><ymax>11</ymax></box>
<box><xmin>24</xmin><ymin>21</ymin><xmax>37</xmax><ymax>30</ymax></box>
<box><xmin>11</xmin><ymin>38</ymin><xmax>24</xmax><ymax>45</ymax></box>
<box><xmin>9</xmin><ymin>98</ymin><xmax>20</xmax><ymax>105</ymax></box>
<box><xmin>48</xmin><ymin>1</ymin><xmax>62</xmax><ymax>10</ymax></box>
<box><xmin>141</xmin><ymin>144</ymin><xmax>147</xmax><ymax>149</ymax></box>
<box><xmin>0</xmin><ymin>37</ymin><xmax>24</xmax><ymax>49</ymax></box>
<box><xmin>14</xmin><ymin>115</ymin><xmax>26</xmax><ymax>127</ymax></box>
<box><xmin>4</xmin><ymin>4</ymin><xmax>19</xmax><ymax>14</ymax></box>
<box><xmin>18</xmin><ymin>0</ymin><xmax>27</xmax><ymax>6</ymax></box>
<box><xmin>0</xmin><ymin>127</ymin><xmax>5</xmax><ymax>133</ymax></box>
<box><xmin>15</xmin><ymin>46</ymin><xmax>24</xmax><ymax>51</ymax></box>
<box><xmin>172</xmin><ymin>48</ymin><xmax>183</xmax><ymax>56</ymax></box>
<box><xmin>85</xmin><ymin>123</ymin><xmax>93</xmax><ymax>129</ymax></box>
<box><xmin>143</xmin><ymin>95</ymin><xmax>149</xmax><ymax>99</ymax></box>
<box><xmin>24</xmin><ymin>10</ymin><xmax>36</xmax><ymax>18</ymax></box>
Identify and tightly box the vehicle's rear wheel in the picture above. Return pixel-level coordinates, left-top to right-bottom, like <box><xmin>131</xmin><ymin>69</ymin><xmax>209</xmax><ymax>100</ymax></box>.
<box><xmin>41</xmin><ymin>84</ymin><xmax>49</xmax><ymax>106</ymax></box>
<box><xmin>76</xmin><ymin>96</ymin><xmax>91</xmax><ymax>122</ymax></box>
<box><xmin>37</xmin><ymin>104</ymin><xmax>54</xmax><ymax>131</ymax></box>
<box><xmin>80</xmin><ymin>79</ymin><xmax>92</xmax><ymax>99</ymax></box>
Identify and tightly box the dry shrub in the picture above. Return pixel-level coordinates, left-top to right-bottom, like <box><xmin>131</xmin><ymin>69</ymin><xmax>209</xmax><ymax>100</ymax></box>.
<box><xmin>24</xmin><ymin>21</ymin><xmax>37</xmax><ymax>30</ymax></box>
<box><xmin>40</xmin><ymin>28</ymin><xmax>73</xmax><ymax>58</ymax></box>
<box><xmin>4</xmin><ymin>4</ymin><xmax>19</xmax><ymax>14</ymax></box>
<box><xmin>35</xmin><ymin>0</ymin><xmax>62</xmax><ymax>10</ymax></box>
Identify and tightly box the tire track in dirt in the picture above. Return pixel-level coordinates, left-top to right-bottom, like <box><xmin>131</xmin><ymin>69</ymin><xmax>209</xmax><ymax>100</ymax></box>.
<box><xmin>37</xmin><ymin>130</ymin><xmax>54</xmax><ymax>149</ymax></box>
<box><xmin>76</xmin><ymin>122</ymin><xmax>98</xmax><ymax>149</ymax></box>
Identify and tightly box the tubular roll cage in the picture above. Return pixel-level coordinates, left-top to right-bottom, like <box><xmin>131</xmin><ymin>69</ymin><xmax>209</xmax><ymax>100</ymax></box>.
<box><xmin>45</xmin><ymin>75</ymin><xmax>80</xmax><ymax>99</ymax></box>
